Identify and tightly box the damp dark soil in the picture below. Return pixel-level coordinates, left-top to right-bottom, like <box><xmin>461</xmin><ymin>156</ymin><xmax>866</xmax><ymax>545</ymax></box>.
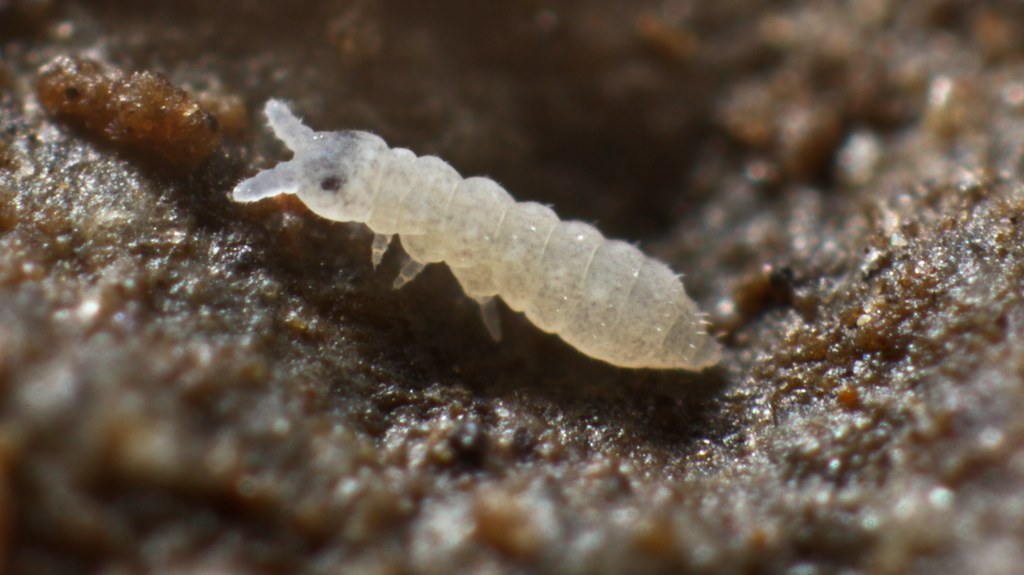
<box><xmin>2</xmin><ymin>1</ymin><xmax>1024</xmax><ymax>573</ymax></box>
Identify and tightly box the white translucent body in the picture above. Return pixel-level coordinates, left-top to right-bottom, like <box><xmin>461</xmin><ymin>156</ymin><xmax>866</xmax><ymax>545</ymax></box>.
<box><xmin>233</xmin><ymin>100</ymin><xmax>721</xmax><ymax>370</ymax></box>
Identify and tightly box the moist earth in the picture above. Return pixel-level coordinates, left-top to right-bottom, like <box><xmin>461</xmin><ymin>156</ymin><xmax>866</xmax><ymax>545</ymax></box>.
<box><xmin>2</xmin><ymin>1</ymin><xmax>1024</xmax><ymax>574</ymax></box>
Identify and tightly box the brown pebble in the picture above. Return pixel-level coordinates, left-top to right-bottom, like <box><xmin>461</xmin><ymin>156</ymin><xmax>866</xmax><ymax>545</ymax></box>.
<box><xmin>731</xmin><ymin>264</ymin><xmax>795</xmax><ymax>320</ymax></box>
<box><xmin>36</xmin><ymin>55</ymin><xmax>221</xmax><ymax>173</ymax></box>
<box><xmin>836</xmin><ymin>386</ymin><xmax>860</xmax><ymax>409</ymax></box>
<box><xmin>778</xmin><ymin>103</ymin><xmax>843</xmax><ymax>179</ymax></box>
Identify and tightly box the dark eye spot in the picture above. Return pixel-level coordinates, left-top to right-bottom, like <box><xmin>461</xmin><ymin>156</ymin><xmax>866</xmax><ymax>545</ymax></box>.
<box><xmin>320</xmin><ymin>176</ymin><xmax>342</xmax><ymax>191</ymax></box>
<box><xmin>65</xmin><ymin>86</ymin><xmax>81</xmax><ymax>99</ymax></box>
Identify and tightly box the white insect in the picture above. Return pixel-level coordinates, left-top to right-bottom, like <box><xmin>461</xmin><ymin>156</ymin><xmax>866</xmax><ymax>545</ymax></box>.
<box><xmin>233</xmin><ymin>100</ymin><xmax>721</xmax><ymax>370</ymax></box>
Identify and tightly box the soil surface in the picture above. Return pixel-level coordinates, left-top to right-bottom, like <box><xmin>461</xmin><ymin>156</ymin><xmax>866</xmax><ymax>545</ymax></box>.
<box><xmin>2</xmin><ymin>1</ymin><xmax>1024</xmax><ymax>574</ymax></box>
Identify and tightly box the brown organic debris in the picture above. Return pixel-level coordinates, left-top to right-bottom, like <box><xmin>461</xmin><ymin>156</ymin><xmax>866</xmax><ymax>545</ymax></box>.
<box><xmin>36</xmin><ymin>55</ymin><xmax>221</xmax><ymax>173</ymax></box>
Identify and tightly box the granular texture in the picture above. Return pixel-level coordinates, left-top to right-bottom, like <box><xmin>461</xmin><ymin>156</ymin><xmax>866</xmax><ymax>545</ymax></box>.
<box><xmin>36</xmin><ymin>55</ymin><xmax>220</xmax><ymax>173</ymax></box>
<box><xmin>2</xmin><ymin>1</ymin><xmax>1024</xmax><ymax>574</ymax></box>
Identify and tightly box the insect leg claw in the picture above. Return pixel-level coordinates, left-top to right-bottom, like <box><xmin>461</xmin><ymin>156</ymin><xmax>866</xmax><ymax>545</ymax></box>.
<box><xmin>393</xmin><ymin>259</ymin><xmax>426</xmax><ymax>289</ymax></box>
<box><xmin>371</xmin><ymin>233</ymin><xmax>393</xmax><ymax>269</ymax></box>
<box><xmin>475</xmin><ymin>296</ymin><xmax>502</xmax><ymax>341</ymax></box>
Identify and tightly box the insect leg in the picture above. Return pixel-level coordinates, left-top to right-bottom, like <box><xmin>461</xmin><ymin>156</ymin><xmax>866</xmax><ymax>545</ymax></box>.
<box><xmin>393</xmin><ymin>259</ymin><xmax>426</xmax><ymax>289</ymax></box>
<box><xmin>474</xmin><ymin>296</ymin><xmax>502</xmax><ymax>341</ymax></box>
<box><xmin>371</xmin><ymin>233</ymin><xmax>394</xmax><ymax>269</ymax></box>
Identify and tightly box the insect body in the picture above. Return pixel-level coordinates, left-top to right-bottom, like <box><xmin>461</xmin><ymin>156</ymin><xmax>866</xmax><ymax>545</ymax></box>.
<box><xmin>233</xmin><ymin>100</ymin><xmax>721</xmax><ymax>370</ymax></box>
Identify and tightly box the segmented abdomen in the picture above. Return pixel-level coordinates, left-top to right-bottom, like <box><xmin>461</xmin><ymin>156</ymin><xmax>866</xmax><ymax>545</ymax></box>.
<box><xmin>371</xmin><ymin>150</ymin><xmax>715</xmax><ymax>369</ymax></box>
